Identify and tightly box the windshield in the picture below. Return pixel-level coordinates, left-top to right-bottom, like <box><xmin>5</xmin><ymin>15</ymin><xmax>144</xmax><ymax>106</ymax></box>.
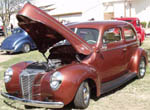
<box><xmin>71</xmin><ymin>28</ymin><xmax>99</xmax><ymax>44</ymax></box>
<box><xmin>54</xmin><ymin>28</ymin><xmax>99</xmax><ymax>47</ymax></box>
<box><xmin>124</xmin><ymin>20</ymin><xmax>133</xmax><ymax>23</ymax></box>
<box><xmin>12</xmin><ymin>28</ymin><xmax>24</xmax><ymax>34</ymax></box>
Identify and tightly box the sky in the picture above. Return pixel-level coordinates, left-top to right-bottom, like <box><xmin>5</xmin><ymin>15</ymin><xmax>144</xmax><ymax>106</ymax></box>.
<box><xmin>31</xmin><ymin>0</ymin><xmax>102</xmax><ymax>14</ymax></box>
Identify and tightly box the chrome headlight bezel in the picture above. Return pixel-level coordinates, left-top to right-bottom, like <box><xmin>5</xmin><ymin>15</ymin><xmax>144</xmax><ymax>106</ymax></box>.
<box><xmin>50</xmin><ymin>71</ymin><xmax>63</xmax><ymax>91</ymax></box>
<box><xmin>4</xmin><ymin>68</ymin><xmax>13</xmax><ymax>83</ymax></box>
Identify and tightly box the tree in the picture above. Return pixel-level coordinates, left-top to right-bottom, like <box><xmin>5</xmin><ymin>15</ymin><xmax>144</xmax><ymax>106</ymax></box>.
<box><xmin>0</xmin><ymin>0</ymin><xmax>30</xmax><ymax>36</ymax></box>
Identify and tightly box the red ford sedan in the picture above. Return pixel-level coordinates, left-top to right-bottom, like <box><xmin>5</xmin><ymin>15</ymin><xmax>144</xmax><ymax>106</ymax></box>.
<box><xmin>1</xmin><ymin>3</ymin><xmax>148</xmax><ymax>109</ymax></box>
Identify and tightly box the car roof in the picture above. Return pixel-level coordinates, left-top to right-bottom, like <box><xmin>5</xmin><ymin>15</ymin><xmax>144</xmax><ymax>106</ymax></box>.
<box><xmin>67</xmin><ymin>20</ymin><xmax>130</xmax><ymax>29</ymax></box>
<box><xmin>115</xmin><ymin>17</ymin><xmax>139</xmax><ymax>21</ymax></box>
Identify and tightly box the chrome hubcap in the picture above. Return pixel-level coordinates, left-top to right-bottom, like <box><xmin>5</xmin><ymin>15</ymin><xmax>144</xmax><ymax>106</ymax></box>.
<box><xmin>24</xmin><ymin>44</ymin><xmax>30</xmax><ymax>52</ymax></box>
<box><xmin>83</xmin><ymin>83</ymin><xmax>90</xmax><ymax>105</ymax></box>
<box><xmin>139</xmin><ymin>60</ymin><xmax>146</xmax><ymax>77</ymax></box>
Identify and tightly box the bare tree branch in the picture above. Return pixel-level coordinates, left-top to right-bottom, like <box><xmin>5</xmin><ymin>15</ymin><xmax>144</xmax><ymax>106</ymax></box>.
<box><xmin>0</xmin><ymin>0</ymin><xmax>55</xmax><ymax>37</ymax></box>
<box><xmin>0</xmin><ymin>0</ymin><xmax>32</xmax><ymax>37</ymax></box>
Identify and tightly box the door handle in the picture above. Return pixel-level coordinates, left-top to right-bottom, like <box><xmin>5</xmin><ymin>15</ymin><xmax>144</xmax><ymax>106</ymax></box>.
<box><xmin>122</xmin><ymin>48</ymin><xmax>127</xmax><ymax>51</ymax></box>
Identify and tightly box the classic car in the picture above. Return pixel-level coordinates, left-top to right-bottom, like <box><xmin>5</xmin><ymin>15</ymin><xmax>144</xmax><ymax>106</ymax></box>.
<box><xmin>1</xmin><ymin>3</ymin><xmax>148</xmax><ymax>109</ymax></box>
<box><xmin>0</xmin><ymin>25</ymin><xmax>4</xmax><ymax>36</ymax></box>
<box><xmin>0</xmin><ymin>27</ymin><xmax>36</xmax><ymax>53</ymax></box>
<box><xmin>115</xmin><ymin>17</ymin><xmax>145</xmax><ymax>45</ymax></box>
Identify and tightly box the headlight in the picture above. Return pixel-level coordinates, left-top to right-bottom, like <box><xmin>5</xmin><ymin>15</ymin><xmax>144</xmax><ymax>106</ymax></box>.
<box><xmin>50</xmin><ymin>71</ymin><xmax>63</xmax><ymax>91</ymax></box>
<box><xmin>4</xmin><ymin>68</ymin><xmax>13</xmax><ymax>83</ymax></box>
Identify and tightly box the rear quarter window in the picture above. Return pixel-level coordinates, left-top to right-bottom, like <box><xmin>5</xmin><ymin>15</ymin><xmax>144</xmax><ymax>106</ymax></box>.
<box><xmin>123</xmin><ymin>26</ymin><xmax>136</xmax><ymax>41</ymax></box>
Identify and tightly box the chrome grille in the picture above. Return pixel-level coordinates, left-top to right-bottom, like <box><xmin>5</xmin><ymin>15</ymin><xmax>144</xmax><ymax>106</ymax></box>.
<box><xmin>20</xmin><ymin>74</ymin><xmax>35</xmax><ymax>99</ymax></box>
<box><xmin>20</xmin><ymin>69</ymin><xmax>44</xmax><ymax>100</ymax></box>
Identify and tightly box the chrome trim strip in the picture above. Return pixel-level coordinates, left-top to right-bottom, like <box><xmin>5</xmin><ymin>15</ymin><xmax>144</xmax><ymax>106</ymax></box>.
<box><xmin>125</xmin><ymin>41</ymin><xmax>137</xmax><ymax>47</ymax></box>
<box><xmin>1</xmin><ymin>92</ymin><xmax>64</xmax><ymax>108</ymax></box>
<box><xmin>32</xmin><ymin>93</ymin><xmax>41</xmax><ymax>97</ymax></box>
<box><xmin>33</xmin><ymin>84</ymin><xmax>40</xmax><ymax>87</ymax></box>
<box><xmin>101</xmin><ymin>42</ymin><xmax>137</xmax><ymax>52</ymax></box>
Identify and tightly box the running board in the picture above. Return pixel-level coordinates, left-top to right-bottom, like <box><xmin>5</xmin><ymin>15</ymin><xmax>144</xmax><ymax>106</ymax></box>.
<box><xmin>101</xmin><ymin>72</ymin><xmax>137</xmax><ymax>94</ymax></box>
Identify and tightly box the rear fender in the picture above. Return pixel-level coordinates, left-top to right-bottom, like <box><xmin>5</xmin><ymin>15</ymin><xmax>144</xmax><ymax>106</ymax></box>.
<box><xmin>129</xmin><ymin>48</ymin><xmax>148</xmax><ymax>73</ymax></box>
<box><xmin>14</xmin><ymin>40</ymin><xmax>31</xmax><ymax>52</ymax></box>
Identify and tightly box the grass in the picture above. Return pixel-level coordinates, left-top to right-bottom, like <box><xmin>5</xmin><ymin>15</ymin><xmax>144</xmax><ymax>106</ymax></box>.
<box><xmin>0</xmin><ymin>50</ymin><xmax>48</xmax><ymax>70</ymax></box>
<box><xmin>0</xmin><ymin>38</ymin><xmax>150</xmax><ymax>110</ymax></box>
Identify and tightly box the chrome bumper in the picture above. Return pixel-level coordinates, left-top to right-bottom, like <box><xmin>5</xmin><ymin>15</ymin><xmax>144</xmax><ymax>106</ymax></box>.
<box><xmin>1</xmin><ymin>92</ymin><xmax>64</xmax><ymax>108</ymax></box>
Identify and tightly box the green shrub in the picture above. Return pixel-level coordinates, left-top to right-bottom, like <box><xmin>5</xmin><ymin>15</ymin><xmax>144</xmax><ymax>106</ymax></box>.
<box><xmin>148</xmin><ymin>21</ymin><xmax>150</xmax><ymax>28</ymax></box>
<box><xmin>141</xmin><ymin>22</ymin><xmax>147</xmax><ymax>28</ymax></box>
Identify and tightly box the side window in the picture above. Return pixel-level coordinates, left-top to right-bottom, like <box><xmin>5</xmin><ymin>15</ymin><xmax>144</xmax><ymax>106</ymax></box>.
<box><xmin>136</xmin><ymin>20</ymin><xmax>140</xmax><ymax>26</ymax></box>
<box><xmin>123</xmin><ymin>26</ymin><xmax>136</xmax><ymax>40</ymax></box>
<box><xmin>103</xmin><ymin>27</ymin><xmax>122</xmax><ymax>44</ymax></box>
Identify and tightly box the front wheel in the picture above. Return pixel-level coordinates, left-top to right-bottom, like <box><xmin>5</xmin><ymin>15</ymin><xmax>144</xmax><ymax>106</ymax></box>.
<box><xmin>137</xmin><ymin>57</ymin><xmax>146</xmax><ymax>79</ymax></box>
<box><xmin>74</xmin><ymin>81</ymin><xmax>90</xmax><ymax>109</ymax></box>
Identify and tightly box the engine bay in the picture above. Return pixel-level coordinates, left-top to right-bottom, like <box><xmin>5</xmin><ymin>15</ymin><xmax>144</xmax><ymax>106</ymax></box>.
<box><xmin>26</xmin><ymin>43</ymin><xmax>87</xmax><ymax>72</ymax></box>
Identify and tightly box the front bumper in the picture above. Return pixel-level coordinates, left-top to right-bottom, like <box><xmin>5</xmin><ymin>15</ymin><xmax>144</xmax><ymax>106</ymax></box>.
<box><xmin>1</xmin><ymin>92</ymin><xmax>64</xmax><ymax>108</ymax></box>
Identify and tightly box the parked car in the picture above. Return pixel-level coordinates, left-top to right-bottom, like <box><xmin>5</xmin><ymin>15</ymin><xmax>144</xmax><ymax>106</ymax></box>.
<box><xmin>0</xmin><ymin>27</ymin><xmax>36</xmax><ymax>53</ymax></box>
<box><xmin>0</xmin><ymin>26</ymin><xmax>4</xmax><ymax>36</ymax></box>
<box><xmin>1</xmin><ymin>3</ymin><xmax>148</xmax><ymax>109</ymax></box>
<box><xmin>115</xmin><ymin>17</ymin><xmax>145</xmax><ymax>45</ymax></box>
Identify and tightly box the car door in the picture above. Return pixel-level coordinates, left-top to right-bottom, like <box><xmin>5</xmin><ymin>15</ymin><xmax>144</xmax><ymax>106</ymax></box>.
<box><xmin>100</xmin><ymin>27</ymin><xmax>127</xmax><ymax>82</ymax></box>
<box><xmin>123</xmin><ymin>25</ymin><xmax>138</xmax><ymax>69</ymax></box>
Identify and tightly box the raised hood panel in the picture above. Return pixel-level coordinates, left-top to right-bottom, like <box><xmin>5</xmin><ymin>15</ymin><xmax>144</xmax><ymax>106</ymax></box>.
<box><xmin>16</xmin><ymin>3</ymin><xmax>92</xmax><ymax>55</ymax></box>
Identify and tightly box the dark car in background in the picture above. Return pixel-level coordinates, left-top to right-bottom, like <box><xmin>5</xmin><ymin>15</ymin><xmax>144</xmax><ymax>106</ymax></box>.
<box><xmin>0</xmin><ymin>26</ymin><xmax>4</xmax><ymax>36</ymax></box>
<box><xmin>0</xmin><ymin>27</ymin><xmax>36</xmax><ymax>53</ymax></box>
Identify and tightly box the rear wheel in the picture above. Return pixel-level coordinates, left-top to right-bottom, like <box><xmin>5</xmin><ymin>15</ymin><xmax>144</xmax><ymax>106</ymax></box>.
<box><xmin>137</xmin><ymin>57</ymin><xmax>146</xmax><ymax>79</ymax></box>
<box><xmin>22</xmin><ymin>44</ymin><xmax>30</xmax><ymax>53</ymax></box>
<box><xmin>74</xmin><ymin>81</ymin><xmax>90</xmax><ymax>109</ymax></box>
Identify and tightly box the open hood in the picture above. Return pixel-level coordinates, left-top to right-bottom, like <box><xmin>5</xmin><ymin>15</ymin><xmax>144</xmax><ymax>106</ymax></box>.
<box><xmin>16</xmin><ymin>3</ymin><xmax>92</xmax><ymax>55</ymax></box>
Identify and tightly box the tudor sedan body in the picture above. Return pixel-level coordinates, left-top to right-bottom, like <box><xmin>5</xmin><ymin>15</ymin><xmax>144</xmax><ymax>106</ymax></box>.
<box><xmin>1</xmin><ymin>3</ymin><xmax>148</xmax><ymax>109</ymax></box>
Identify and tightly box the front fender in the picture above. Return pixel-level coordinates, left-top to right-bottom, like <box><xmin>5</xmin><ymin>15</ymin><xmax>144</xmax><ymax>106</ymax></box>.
<box><xmin>41</xmin><ymin>63</ymin><xmax>100</xmax><ymax>105</ymax></box>
<box><xmin>5</xmin><ymin>61</ymin><xmax>32</xmax><ymax>94</ymax></box>
<box><xmin>129</xmin><ymin>48</ymin><xmax>148</xmax><ymax>73</ymax></box>
<box><xmin>137</xmin><ymin>33</ymin><xmax>142</xmax><ymax>41</ymax></box>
